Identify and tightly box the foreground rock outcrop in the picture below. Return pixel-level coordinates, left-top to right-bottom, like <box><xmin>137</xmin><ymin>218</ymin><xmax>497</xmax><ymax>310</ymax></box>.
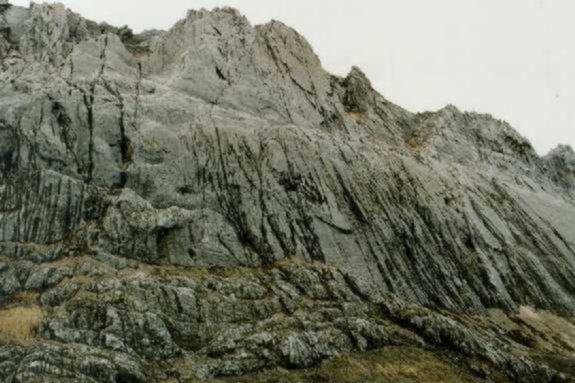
<box><xmin>1</xmin><ymin>1</ymin><xmax>574</xmax><ymax>382</ymax></box>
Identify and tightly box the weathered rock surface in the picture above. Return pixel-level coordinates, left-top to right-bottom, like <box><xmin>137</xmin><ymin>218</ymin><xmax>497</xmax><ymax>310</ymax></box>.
<box><xmin>0</xmin><ymin>1</ymin><xmax>574</xmax><ymax>382</ymax></box>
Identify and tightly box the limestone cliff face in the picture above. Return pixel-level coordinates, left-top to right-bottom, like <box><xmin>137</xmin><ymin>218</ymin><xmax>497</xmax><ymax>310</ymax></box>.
<box><xmin>1</xmin><ymin>2</ymin><xmax>575</xmax><ymax>382</ymax></box>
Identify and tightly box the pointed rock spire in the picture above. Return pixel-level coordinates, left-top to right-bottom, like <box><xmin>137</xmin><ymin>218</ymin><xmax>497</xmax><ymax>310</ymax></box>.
<box><xmin>342</xmin><ymin>66</ymin><xmax>375</xmax><ymax>114</ymax></box>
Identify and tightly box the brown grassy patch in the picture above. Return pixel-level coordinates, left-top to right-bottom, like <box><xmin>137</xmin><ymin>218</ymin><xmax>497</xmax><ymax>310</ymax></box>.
<box><xmin>8</xmin><ymin>291</ymin><xmax>39</xmax><ymax>306</ymax></box>
<box><xmin>0</xmin><ymin>306</ymin><xmax>43</xmax><ymax>345</ymax></box>
<box><xmin>348</xmin><ymin>111</ymin><xmax>364</xmax><ymax>122</ymax></box>
<box><xmin>48</xmin><ymin>254</ymin><xmax>94</xmax><ymax>268</ymax></box>
<box><xmin>209</xmin><ymin>346</ymin><xmax>488</xmax><ymax>383</ymax></box>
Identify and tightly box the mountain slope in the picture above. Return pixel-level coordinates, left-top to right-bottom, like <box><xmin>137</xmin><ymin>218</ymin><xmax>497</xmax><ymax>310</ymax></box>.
<box><xmin>0</xmin><ymin>2</ymin><xmax>574</xmax><ymax>382</ymax></box>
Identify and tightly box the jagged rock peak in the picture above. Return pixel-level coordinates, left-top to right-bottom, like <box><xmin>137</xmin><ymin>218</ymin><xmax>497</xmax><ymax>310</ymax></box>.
<box><xmin>440</xmin><ymin>103</ymin><xmax>461</xmax><ymax>115</ymax></box>
<box><xmin>547</xmin><ymin>144</ymin><xmax>575</xmax><ymax>158</ymax></box>
<box><xmin>186</xmin><ymin>6</ymin><xmax>245</xmax><ymax>20</ymax></box>
<box><xmin>342</xmin><ymin>66</ymin><xmax>376</xmax><ymax>113</ymax></box>
<box><xmin>545</xmin><ymin>144</ymin><xmax>575</xmax><ymax>192</ymax></box>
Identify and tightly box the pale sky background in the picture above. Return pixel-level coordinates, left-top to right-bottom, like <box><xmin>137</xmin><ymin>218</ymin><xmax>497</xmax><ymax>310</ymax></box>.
<box><xmin>11</xmin><ymin>0</ymin><xmax>575</xmax><ymax>155</ymax></box>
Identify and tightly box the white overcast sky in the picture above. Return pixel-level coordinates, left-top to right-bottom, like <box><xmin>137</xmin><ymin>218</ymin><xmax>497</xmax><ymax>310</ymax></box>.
<box><xmin>11</xmin><ymin>0</ymin><xmax>575</xmax><ymax>155</ymax></box>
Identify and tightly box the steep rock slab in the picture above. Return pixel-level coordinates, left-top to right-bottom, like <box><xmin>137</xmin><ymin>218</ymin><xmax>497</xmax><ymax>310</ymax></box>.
<box><xmin>1</xmin><ymin>0</ymin><xmax>575</xmax><ymax>317</ymax></box>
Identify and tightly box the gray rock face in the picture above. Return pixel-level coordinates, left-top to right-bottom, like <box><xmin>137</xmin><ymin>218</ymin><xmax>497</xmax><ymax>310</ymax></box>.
<box><xmin>1</xmin><ymin>2</ymin><xmax>575</xmax><ymax>382</ymax></box>
<box><xmin>545</xmin><ymin>144</ymin><xmax>575</xmax><ymax>194</ymax></box>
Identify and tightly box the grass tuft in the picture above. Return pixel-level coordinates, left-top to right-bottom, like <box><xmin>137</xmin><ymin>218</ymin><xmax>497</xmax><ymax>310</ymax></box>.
<box><xmin>0</xmin><ymin>306</ymin><xmax>43</xmax><ymax>345</ymax></box>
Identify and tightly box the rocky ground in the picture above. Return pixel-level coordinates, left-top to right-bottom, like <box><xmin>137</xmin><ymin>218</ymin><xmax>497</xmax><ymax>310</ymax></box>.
<box><xmin>1</xmin><ymin>256</ymin><xmax>575</xmax><ymax>382</ymax></box>
<box><xmin>1</xmin><ymin>1</ymin><xmax>574</xmax><ymax>382</ymax></box>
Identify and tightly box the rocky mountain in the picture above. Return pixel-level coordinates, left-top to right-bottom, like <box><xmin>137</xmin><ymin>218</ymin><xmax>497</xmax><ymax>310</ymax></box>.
<box><xmin>1</xmin><ymin>1</ymin><xmax>574</xmax><ymax>382</ymax></box>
